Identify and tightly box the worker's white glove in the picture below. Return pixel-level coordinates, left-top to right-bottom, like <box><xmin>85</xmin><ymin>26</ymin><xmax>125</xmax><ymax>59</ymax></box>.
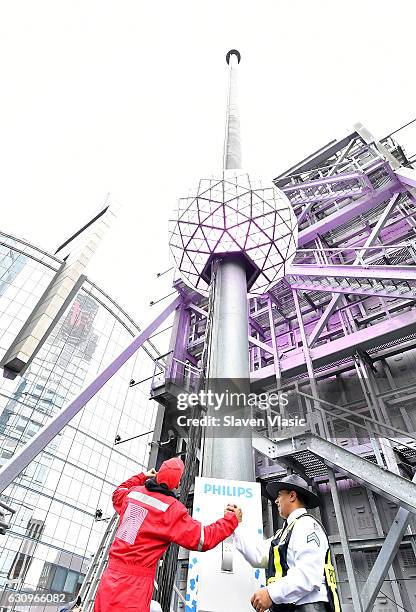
<box><xmin>225</xmin><ymin>503</ymin><xmax>243</xmax><ymax>523</ymax></box>
<box><xmin>145</xmin><ymin>468</ymin><xmax>158</xmax><ymax>478</ymax></box>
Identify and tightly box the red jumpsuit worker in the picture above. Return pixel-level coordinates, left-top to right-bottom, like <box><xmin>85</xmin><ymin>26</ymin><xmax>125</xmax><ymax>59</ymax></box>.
<box><xmin>94</xmin><ymin>458</ymin><xmax>240</xmax><ymax>612</ymax></box>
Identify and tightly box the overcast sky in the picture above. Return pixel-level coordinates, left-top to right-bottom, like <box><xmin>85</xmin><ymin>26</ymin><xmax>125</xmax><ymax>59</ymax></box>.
<box><xmin>1</xmin><ymin>0</ymin><xmax>415</xmax><ymax>327</ymax></box>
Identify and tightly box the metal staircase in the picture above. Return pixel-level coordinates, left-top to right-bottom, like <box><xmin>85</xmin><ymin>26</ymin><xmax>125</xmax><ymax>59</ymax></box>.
<box><xmin>250</xmin><ymin>374</ymin><xmax>416</xmax><ymax>612</ymax></box>
<box><xmin>253</xmin><ymin>432</ymin><xmax>416</xmax><ymax>515</ymax></box>
<box><xmin>288</xmin><ymin>267</ymin><xmax>416</xmax><ymax>301</ymax></box>
<box><xmin>76</xmin><ymin>513</ymin><xmax>119</xmax><ymax>612</ymax></box>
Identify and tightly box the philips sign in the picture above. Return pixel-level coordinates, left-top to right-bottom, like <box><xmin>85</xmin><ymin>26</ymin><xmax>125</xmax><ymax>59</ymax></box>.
<box><xmin>186</xmin><ymin>477</ymin><xmax>265</xmax><ymax>611</ymax></box>
<box><xmin>203</xmin><ymin>483</ymin><xmax>253</xmax><ymax>498</ymax></box>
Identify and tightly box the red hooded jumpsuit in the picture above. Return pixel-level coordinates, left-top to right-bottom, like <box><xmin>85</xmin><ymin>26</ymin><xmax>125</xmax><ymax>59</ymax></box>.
<box><xmin>94</xmin><ymin>460</ymin><xmax>238</xmax><ymax>612</ymax></box>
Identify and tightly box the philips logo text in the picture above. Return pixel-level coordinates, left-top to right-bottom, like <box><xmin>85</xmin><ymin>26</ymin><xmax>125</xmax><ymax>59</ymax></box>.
<box><xmin>203</xmin><ymin>484</ymin><xmax>253</xmax><ymax>498</ymax></box>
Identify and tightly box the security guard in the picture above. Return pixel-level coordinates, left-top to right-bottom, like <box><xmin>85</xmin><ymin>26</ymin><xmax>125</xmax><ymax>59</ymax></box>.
<box><xmin>228</xmin><ymin>474</ymin><xmax>341</xmax><ymax>612</ymax></box>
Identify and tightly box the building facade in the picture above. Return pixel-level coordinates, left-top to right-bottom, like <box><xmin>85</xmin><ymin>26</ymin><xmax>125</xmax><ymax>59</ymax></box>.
<box><xmin>0</xmin><ymin>225</ymin><xmax>159</xmax><ymax>609</ymax></box>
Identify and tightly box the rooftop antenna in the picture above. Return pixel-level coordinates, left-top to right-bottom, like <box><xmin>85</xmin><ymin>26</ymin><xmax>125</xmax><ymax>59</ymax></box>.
<box><xmin>223</xmin><ymin>49</ymin><xmax>242</xmax><ymax>170</ymax></box>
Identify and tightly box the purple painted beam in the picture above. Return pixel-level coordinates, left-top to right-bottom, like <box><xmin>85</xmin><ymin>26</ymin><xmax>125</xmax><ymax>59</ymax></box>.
<box><xmin>249</xmin><ymin>315</ymin><xmax>266</xmax><ymax>339</ymax></box>
<box><xmin>289</xmin><ymin>263</ymin><xmax>416</xmax><ymax>282</ymax></box>
<box><xmin>297</xmin><ymin>201</ymin><xmax>314</xmax><ymax>224</ymax></box>
<box><xmin>267</xmin><ymin>291</ymin><xmax>289</xmax><ymax>322</ymax></box>
<box><xmin>251</xmin><ymin>307</ymin><xmax>416</xmax><ymax>385</ymax></box>
<box><xmin>165</xmin><ymin>303</ymin><xmax>191</xmax><ymax>379</ymax></box>
<box><xmin>289</xmin><ymin>281</ymin><xmax>416</xmax><ymax>302</ymax></box>
<box><xmin>283</xmin><ymin>172</ymin><xmax>371</xmax><ymax>208</ymax></box>
<box><xmin>298</xmin><ymin>180</ymin><xmax>400</xmax><ymax>246</ymax></box>
<box><xmin>0</xmin><ymin>295</ymin><xmax>182</xmax><ymax>493</ymax></box>
<box><xmin>282</xmin><ymin>171</ymin><xmax>370</xmax><ymax>192</ymax></box>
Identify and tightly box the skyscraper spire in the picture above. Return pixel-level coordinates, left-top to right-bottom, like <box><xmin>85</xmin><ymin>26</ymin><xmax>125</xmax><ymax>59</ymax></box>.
<box><xmin>223</xmin><ymin>49</ymin><xmax>242</xmax><ymax>170</ymax></box>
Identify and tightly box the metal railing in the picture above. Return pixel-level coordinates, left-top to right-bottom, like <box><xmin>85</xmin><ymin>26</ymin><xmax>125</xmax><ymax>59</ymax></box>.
<box><xmin>250</xmin><ymin>383</ymin><xmax>416</xmax><ymax>466</ymax></box>
<box><xmin>292</xmin><ymin>243</ymin><xmax>416</xmax><ymax>267</ymax></box>
<box><xmin>151</xmin><ymin>355</ymin><xmax>202</xmax><ymax>395</ymax></box>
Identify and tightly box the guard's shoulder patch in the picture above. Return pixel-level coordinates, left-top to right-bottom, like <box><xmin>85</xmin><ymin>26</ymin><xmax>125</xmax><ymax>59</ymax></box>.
<box><xmin>306</xmin><ymin>531</ymin><xmax>320</xmax><ymax>547</ymax></box>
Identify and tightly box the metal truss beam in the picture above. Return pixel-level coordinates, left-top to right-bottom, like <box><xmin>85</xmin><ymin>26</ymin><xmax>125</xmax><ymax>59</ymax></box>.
<box><xmin>330</xmin><ymin>533</ymin><xmax>416</xmax><ymax>553</ymax></box>
<box><xmin>361</xmin><ymin>478</ymin><xmax>416</xmax><ymax>612</ymax></box>
<box><xmin>296</xmin><ymin>146</ymin><xmax>365</xmax><ymax>225</ymax></box>
<box><xmin>273</xmin><ymin>133</ymin><xmax>357</xmax><ymax>185</ymax></box>
<box><xmin>282</xmin><ymin>171</ymin><xmax>371</xmax><ymax>205</ymax></box>
<box><xmin>305</xmin><ymin>192</ymin><xmax>402</xmax><ymax>348</ymax></box>
<box><xmin>249</xmin><ymin>335</ymin><xmax>274</xmax><ymax>355</ymax></box>
<box><xmin>354</xmin><ymin>123</ymin><xmax>401</xmax><ymax>170</ymax></box>
<box><xmin>297</xmin><ymin>180</ymin><xmax>400</xmax><ymax>246</ymax></box>
<box><xmin>249</xmin><ymin>315</ymin><xmax>266</xmax><ymax>338</ymax></box>
<box><xmin>290</xmin><ymin>262</ymin><xmax>416</xmax><ymax>283</ymax></box>
<box><xmin>253</xmin><ymin>433</ymin><xmax>416</xmax><ymax>515</ymax></box>
<box><xmin>289</xmin><ymin>281</ymin><xmax>416</xmax><ymax>302</ymax></box>
<box><xmin>327</xmin><ymin>468</ymin><xmax>363</xmax><ymax>611</ymax></box>
<box><xmin>267</xmin><ymin>291</ymin><xmax>289</xmax><ymax>322</ymax></box>
<box><xmin>298</xmin><ymin>201</ymin><xmax>313</xmax><ymax>225</ymax></box>
<box><xmin>260</xmin><ymin>455</ymin><xmax>315</xmax><ymax>488</ymax></box>
<box><xmin>283</xmin><ymin>171</ymin><xmax>371</xmax><ymax>192</ymax></box>
<box><xmin>252</xmin><ymin>434</ymin><xmax>296</xmax><ymax>458</ymax></box>
<box><xmin>188</xmin><ymin>303</ymin><xmax>208</xmax><ymax>318</ymax></box>
<box><xmin>292</xmin><ymin>289</ymin><xmax>322</xmax><ymax>435</ymax></box>
<box><xmin>0</xmin><ymin>295</ymin><xmax>182</xmax><ymax>493</ymax></box>
<box><xmin>250</xmin><ymin>307</ymin><xmax>416</xmax><ymax>386</ymax></box>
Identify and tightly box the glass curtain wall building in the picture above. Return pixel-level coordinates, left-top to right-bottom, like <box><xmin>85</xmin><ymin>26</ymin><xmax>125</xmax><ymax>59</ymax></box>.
<box><xmin>0</xmin><ymin>230</ymin><xmax>159</xmax><ymax>609</ymax></box>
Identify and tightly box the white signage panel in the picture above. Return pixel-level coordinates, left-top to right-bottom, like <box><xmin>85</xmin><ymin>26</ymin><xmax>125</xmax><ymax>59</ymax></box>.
<box><xmin>185</xmin><ymin>477</ymin><xmax>265</xmax><ymax>612</ymax></box>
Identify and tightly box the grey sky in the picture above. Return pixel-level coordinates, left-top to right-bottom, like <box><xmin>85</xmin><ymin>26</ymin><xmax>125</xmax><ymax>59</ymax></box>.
<box><xmin>1</xmin><ymin>0</ymin><xmax>415</xmax><ymax>326</ymax></box>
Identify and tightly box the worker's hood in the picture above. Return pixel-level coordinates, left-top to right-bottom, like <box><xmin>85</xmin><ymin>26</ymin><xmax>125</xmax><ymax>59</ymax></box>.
<box><xmin>145</xmin><ymin>477</ymin><xmax>178</xmax><ymax>498</ymax></box>
<box><xmin>156</xmin><ymin>457</ymin><xmax>184</xmax><ymax>489</ymax></box>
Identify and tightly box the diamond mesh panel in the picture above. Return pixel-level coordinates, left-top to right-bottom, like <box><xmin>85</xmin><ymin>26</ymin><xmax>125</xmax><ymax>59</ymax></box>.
<box><xmin>169</xmin><ymin>172</ymin><xmax>298</xmax><ymax>296</ymax></box>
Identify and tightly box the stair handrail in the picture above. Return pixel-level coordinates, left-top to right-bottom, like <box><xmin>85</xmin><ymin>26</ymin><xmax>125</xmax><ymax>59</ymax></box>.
<box><xmin>76</xmin><ymin>512</ymin><xmax>119</xmax><ymax>612</ymax></box>
<box><xmin>296</xmin><ymin>390</ymin><xmax>416</xmax><ymax>452</ymax></box>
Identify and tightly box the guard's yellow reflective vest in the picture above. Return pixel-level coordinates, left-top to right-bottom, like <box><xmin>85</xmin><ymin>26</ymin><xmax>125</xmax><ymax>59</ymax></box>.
<box><xmin>266</xmin><ymin>513</ymin><xmax>341</xmax><ymax>612</ymax></box>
